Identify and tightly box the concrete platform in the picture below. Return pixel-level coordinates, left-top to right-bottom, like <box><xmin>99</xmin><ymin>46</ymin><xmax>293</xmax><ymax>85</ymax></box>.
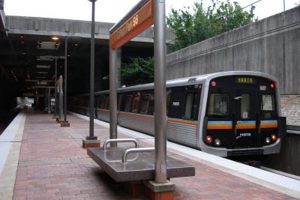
<box><xmin>0</xmin><ymin>111</ymin><xmax>299</xmax><ymax>200</ymax></box>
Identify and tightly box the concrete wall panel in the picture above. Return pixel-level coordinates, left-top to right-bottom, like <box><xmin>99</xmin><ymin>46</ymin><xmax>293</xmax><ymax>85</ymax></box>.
<box><xmin>166</xmin><ymin>6</ymin><xmax>300</xmax><ymax>94</ymax></box>
<box><xmin>284</xmin><ymin>29</ymin><xmax>300</xmax><ymax>94</ymax></box>
<box><xmin>0</xmin><ymin>0</ymin><xmax>3</xmax><ymax>10</ymax></box>
<box><xmin>5</xmin><ymin>16</ymin><xmax>158</xmax><ymax>43</ymax></box>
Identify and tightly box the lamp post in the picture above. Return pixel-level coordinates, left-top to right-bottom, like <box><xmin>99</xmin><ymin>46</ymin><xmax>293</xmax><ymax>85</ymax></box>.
<box><xmin>60</xmin><ymin>37</ymin><xmax>70</xmax><ymax>127</ymax></box>
<box><xmin>53</xmin><ymin>57</ymin><xmax>58</xmax><ymax>119</ymax></box>
<box><xmin>83</xmin><ymin>0</ymin><xmax>100</xmax><ymax>148</ymax></box>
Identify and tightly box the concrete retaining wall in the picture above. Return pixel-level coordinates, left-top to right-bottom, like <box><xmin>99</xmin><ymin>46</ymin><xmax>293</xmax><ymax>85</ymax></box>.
<box><xmin>5</xmin><ymin>15</ymin><xmax>173</xmax><ymax>44</ymax></box>
<box><xmin>263</xmin><ymin>132</ymin><xmax>300</xmax><ymax>176</ymax></box>
<box><xmin>166</xmin><ymin>6</ymin><xmax>300</xmax><ymax>95</ymax></box>
<box><xmin>0</xmin><ymin>0</ymin><xmax>3</xmax><ymax>10</ymax></box>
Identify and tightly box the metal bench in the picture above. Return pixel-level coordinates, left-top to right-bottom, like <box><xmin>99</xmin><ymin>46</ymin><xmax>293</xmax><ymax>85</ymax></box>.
<box><xmin>87</xmin><ymin>138</ymin><xmax>195</xmax><ymax>182</ymax></box>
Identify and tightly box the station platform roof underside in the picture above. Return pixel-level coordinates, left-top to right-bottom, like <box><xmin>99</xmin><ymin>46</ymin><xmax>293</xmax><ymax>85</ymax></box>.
<box><xmin>0</xmin><ymin>14</ymin><xmax>172</xmax><ymax>97</ymax></box>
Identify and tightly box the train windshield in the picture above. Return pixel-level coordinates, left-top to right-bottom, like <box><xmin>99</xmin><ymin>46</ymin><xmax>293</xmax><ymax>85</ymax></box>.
<box><xmin>205</xmin><ymin>75</ymin><xmax>278</xmax><ymax>149</ymax></box>
<box><xmin>207</xmin><ymin>94</ymin><xmax>229</xmax><ymax>116</ymax></box>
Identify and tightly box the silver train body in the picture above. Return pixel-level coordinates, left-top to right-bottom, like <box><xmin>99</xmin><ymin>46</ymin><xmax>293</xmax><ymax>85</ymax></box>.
<box><xmin>69</xmin><ymin>71</ymin><xmax>286</xmax><ymax>157</ymax></box>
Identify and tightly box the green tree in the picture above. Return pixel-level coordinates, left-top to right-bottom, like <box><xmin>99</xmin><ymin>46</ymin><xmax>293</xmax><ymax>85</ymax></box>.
<box><xmin>121</xmin><ymin>1</ymin><xmax>257</xmax><ymax>85</ymax></box>
<box><xmin>120</xmin><ymin>57</ymin><xmax>154</xmax><ymax>86</ymax></box>
<box><xmin>167</xmin><ymin>0</ymin><xmax>256</xmax><ymax>51</ymax></box>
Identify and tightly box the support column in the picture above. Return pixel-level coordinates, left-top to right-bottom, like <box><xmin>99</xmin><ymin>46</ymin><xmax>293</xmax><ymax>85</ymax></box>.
<box><xmin>59</xmin><ymin>75</ymin><xmax>64</xmax><ymax>122</ymax></box>
<box><xmin>54</xmin><ymin>57</ymin><xmax>58</xmax><ymax>120</ymax></box>
<box><xmin>61</xmin><ymin>38</ymin><xmax>70</xmax><ymax>127</ymax></box>
<box><xmin>147</xmin><ymin>0</ymin><xmax>175</xmax><ymax>198</ymax></box>
<box><xmin>154</xmin><ymin>0</ymin><xmax>167</xmax><ymax>184</ymax></box>
<box><xmin>47</xmin><ymin>88</ymin><xmax>51</xmax><ymax>114</ymax></box>
<box><xmin>109</xmin><ymin>48</ymin><xmax>121</xmax><ymax>146</ymax></box>
<box><xmin>83</xmin><ymin>0</ymin><xmax>100</xmax><ymax>148</ymax></box>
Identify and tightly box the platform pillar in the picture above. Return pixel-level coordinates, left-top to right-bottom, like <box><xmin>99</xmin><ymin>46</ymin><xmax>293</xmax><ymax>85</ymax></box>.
<box><xmin>60</xmin><ymin>121</ymin><xmax>70</xmax><ymax>127</ymax></box>
<box><xmin>56</xmin><ymin>75</ymin><xmax>64</xmax><ymax>123</ymax></box>
<box><xmin>109</xmin><ymin>47</ymin><xmax>121</xmax><ymax>146</ymax></box>
<box><xmin>144</xmin><ymin>181</ymin><xmax>175</xmax><ymax>200</ymax></box>
<box><xmin>82</xmin><ymin>0</ymin><xmax>99</xmax><ymax>148</ymax></box>
<box><xmin>60</xmin><ymin>36</ymin><xmax>70</xmax><ymax>127</ymax></box>
<box><xmin>123</xmin><ymin>181</ymin><xmax>144</xmax><ymax>198</ymax></box>
<box><xmin>82</xmin><ymin>139</ymin><xmax>101</xmax><ymax>148</ymax></box>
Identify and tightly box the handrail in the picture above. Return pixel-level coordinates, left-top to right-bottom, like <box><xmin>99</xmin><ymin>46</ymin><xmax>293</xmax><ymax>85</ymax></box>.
<box><xmin>122</xmin><ymin>147</ymin><xmax>155</xmax><ymax>163</ymax></box>
<box><xmin>103</xmin><ymin>138</ymin><xmax>139</xmax><ymax>151</ymax></box>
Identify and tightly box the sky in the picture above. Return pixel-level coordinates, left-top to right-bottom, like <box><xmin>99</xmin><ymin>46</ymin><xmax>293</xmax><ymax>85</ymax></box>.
<box><xmin>4</xmin><ymin>0</ymin><xmax>300</xmax><ymax>23</ymax></box>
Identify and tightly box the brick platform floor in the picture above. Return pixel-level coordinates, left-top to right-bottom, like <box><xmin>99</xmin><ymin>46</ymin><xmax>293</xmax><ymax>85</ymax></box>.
<box><xmin>11</xmin><ymin>112</ymin><xmax>294</xmax><ymax>200</ymax></box>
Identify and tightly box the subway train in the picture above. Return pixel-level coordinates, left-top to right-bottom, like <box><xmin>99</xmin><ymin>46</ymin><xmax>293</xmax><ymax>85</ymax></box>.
<box><xmin>69</xmin><ymin>71</ymin><xmax>286</xmax><ymax>157</ymax></box>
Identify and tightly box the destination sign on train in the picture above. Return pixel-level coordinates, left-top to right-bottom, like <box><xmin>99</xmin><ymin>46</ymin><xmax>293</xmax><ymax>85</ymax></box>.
<box><xmin>110</xmin><ymin>0</ymin><xmax>154</xmax><ymax>49</ymax></box>
<box><xmin>236</xmin><ymin>77</ymin><xmax>255</xmax><ymax>84</ymax></box>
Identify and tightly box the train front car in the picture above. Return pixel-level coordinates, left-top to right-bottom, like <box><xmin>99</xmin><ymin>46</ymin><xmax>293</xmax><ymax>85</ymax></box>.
<box><xmin>200</xmin><ymin>72</ymin><xmax>286</xmax><ymax>157</ymax></box>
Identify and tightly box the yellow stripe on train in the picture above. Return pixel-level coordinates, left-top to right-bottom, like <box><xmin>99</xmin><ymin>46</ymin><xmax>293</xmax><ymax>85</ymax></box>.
<box><xmin>236</xmin><ymin>124</ymin><xmax>256</xmax><ymax>129</ymax></box>
<box><xmin>207</xmin><ymin>125</ymin><xmax>232</xmax><ymax>130</ymax></box>
<box><xmin>260</xmin><ymin>123</ymin><xmax>278</xmax><ymax>128</ymax></box>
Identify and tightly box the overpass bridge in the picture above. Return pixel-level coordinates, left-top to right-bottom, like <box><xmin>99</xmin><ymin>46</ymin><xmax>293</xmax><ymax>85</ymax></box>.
<box><xmin>0</xmin><ymin>15</ymin><xmax>160</xmax><ymax>96</ymax></box>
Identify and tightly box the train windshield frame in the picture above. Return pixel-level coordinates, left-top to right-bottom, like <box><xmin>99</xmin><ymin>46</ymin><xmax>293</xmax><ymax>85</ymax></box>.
<box><xmin>207</xmin><ymin>75</ymin><xmax>278</xmax><ymax>118</ymax></box>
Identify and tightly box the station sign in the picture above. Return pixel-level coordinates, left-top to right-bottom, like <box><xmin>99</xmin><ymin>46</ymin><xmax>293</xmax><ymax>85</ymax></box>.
<box><xmin>110</xmin><ymin>0</ymin><xmax>154</xmax><ymax>49</ymax></box>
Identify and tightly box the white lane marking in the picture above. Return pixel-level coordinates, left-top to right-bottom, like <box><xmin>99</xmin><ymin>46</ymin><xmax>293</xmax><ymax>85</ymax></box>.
<box><xmin>0</xmin><ymin>113</ymin><xmax>26</xmax><ymax>178</ymax></box>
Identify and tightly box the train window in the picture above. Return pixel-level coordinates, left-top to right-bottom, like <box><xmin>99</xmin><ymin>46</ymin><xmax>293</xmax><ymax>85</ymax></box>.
<box><xmin>140</xmin><ymin>94</ymin><xmax>151</xmax><ymax>114</ymax></box>
<box><xmin>167</xmin><ymin>90</ymin><xmax>171</xmax><ymax>115</ymax></box>
<box><xmin>119</xmin><ymin>93</ymin><xmax>126</xmax><ymax>111</ymax></box>
<box><xmin>99</xmin><ymin>96</ymin><xmax>103</xmax><ymax>108</ymax></box>
<box><xmin>124</xmin><ymin>95</ymin><xmax>133</xmax><ymax>112</ymax></box>
<box><xmin>261</xmin><ymin>94</ymin><xmax>276</xmax><ymax>119</ymax></box>
<box><xmin>184</xmin><ymin>94</ymin><xmax>194</xmax><ymax>119</ymax></box>
<box><xmin>208</xmin><ymin>94</ymin><xmax>229</xmax><ymax>116</ymax></box>
<box><xmin>168</xmin><ymin>87</ymin><xmax>186</xmax><ymax>119</ymax></box>
<box><xmin>102</xmin><ymin>95</ymin><xmax>109</xmax><ymax>109</ymax></box>
<box><xmin>240</xmin><ymin>94</ymin><xmax>250</xmax><ymax>119</ymax></box>
<box><xmin>131</xmin><ymin>92</ymin><xmax>141</xmax><ymax>113</ymax></box>
<box><xmin>118</xmin><ymin>94</ymin><xmax>123</xmax><ymax>111</ymax></box>
<box><xmin>148</xmin><ymin>94</ymin><xmax>154</xmax><ymax>115</ymax></box>
<box><xmin>184</xmin><ymin>92</ymin><xmax>200</xmax><ymax>120</ymax></box>
<box><xmin>261</xmin><ymin>94</ymin><xmax>275</xmax><ymax>111</ymax></box>
<box><xmin>95</xmin><ymin>96</ymin><xmax>100</xmax><ymax>108</ymax></box>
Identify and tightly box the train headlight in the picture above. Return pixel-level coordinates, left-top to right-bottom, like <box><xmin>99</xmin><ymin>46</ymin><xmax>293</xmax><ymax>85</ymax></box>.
<box><xmin>205</xmin><ymin>136</ymin><xmax>213</xmax><ymax>144</ymax></box>
<box><xmin>265</xmin><ymin>137</ymin><xmax>271</xmax><ymax>144</ymax></box>
<box><xmin>271</xmin><ymin>134</ymin><xmax>277</xmax><ymax>141</ymax></box>
<box><xmin>214</xmin><ymin>138</ymin><xmax>221</xmax><ymax>146</ymax></box>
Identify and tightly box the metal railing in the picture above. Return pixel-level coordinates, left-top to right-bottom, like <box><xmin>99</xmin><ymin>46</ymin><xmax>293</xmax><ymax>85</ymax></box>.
<box><xmin>122</xmin><ymin>147</ymin><xmax>155</xmax><ymax>163</ymax></box>
<box><xmin>103</xmin><ymin>138</ymin><xmax>139</xmax><ymax>151</ymax></box>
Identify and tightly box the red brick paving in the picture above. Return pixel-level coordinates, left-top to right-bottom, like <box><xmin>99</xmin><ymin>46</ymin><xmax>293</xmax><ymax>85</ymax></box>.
<box><xmin>12</xmin><ymin>112</ymin><xmax>294</xmax><ymax>200</ymax></box>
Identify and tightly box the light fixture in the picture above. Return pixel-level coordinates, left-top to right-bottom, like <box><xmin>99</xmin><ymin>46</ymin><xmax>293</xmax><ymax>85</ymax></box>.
<box><xmin>36</xmin><ymin>65</ymin><xmax>51</xmax><ymax>69</ymax></box>
<box><xmin>51</xmin><ymin>36</ymin><xmax>60</xmax><ymax>41</ymax></box>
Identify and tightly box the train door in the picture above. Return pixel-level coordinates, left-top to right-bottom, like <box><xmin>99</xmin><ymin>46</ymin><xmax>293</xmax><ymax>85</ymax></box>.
<box><xmin>205</xmin><ymin>79</ymin><xmax>262</xmax><ymax>149</ymax></box>
<box><xmin>233</xmin><ymin>89</ymin><xmax>261</xmax><ymax>148</ymax></box>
